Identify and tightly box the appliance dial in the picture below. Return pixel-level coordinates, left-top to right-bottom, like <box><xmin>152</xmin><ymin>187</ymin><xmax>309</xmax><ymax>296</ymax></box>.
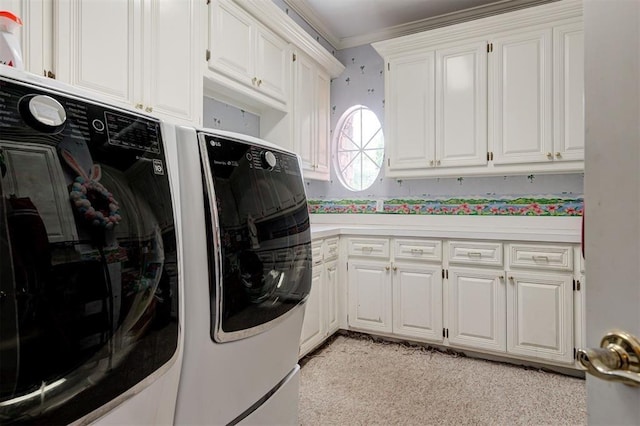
<box><xmin>18</xmin><ymin>94</ymin><xmax>67</xmax><ymax>133</ymax></box>
<box><xmin>261</xmin><ymin>151</ymin><xmax>277</xmax><ymax>169</ymax></box>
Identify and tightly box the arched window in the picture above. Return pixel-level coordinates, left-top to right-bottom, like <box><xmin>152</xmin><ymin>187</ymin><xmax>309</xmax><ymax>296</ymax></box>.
<box><xmin>334</xmin><ymin>106</ymin><xmax>384</xmax><ymax>191</ymax></box>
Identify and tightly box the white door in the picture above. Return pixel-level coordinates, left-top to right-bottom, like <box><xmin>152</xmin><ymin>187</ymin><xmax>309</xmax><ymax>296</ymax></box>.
<box><xmin>254</xmin><ymin>26</ymin><xmax>288</xmax><ymax>102</ymax></box>
<box><xmin>447</xmin><ymin>267</ymin><xmax>506</xmax><ymax>353</ymax></box>
<box><xmin>293</xmin><ymin>52</ymin><xmax>316</xmax><ymax>173</ymax></box>
<box><xmin>490</xmin><ymin>28</ymin><xmax>553</xmax><ymax>165</ymax></box>
<box><xmin>435</xmin><ymin>41</ymin><xmax>487</xmax><ymax>168</ymax></box>
<box><xmin>347</xmin><ymin>260</ymin><xmax>392</xmax><ymax>333</ymax></box>
<box><xmin>299</xmin><ymin>265</ymin><xmax>323</xmax><ymax>356</ymax></box>
<box><xmin>392</xmin><ymin>262</ymin><xmax>443</xmax><ymax>342</ymax></box>
<box><xmin>325</xmin><ymin>259</ymin><xmax>339</xmax><ymax>334</ymax></box>
<box><xmin>582</xmin><ymin>0</ymin><xmax>640</xmax><ymax>423</ymax></box>
<box><xmin>386</xmin><ymin>52</ymin><xmax>435</xmax><ymax>172</ymax></box>
<box><xmin>506</xmin><ymin>272</ymin><xmax>574</xmax><ymax>364</ymax></box>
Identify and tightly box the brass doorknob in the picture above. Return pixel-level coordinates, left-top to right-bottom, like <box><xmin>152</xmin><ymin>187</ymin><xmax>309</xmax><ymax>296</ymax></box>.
<box><xmin>577</xmin><ymin>329</ymin><xmax>640</xmax><ymax>386</ymax></box>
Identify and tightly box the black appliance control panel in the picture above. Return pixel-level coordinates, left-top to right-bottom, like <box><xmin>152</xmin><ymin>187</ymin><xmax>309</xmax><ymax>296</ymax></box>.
<box><xmin>0</xmin><ymin>77</ymin><xmax>162</xmax><ymax>155</ymax></box>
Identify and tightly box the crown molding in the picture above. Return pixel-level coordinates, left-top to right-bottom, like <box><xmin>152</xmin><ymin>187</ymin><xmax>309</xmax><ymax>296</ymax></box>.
<box><xmin>373</xmin><ymin>0</ymin><xmax>582</xmax><ymax>57</ymax></box>
<box><xmin>284</xmin><ymin>0</ymin><xmax>564</xmax><ymax>50</ymax></box>
<box><xmin>282</xmin><ymin>0</ymin><xmax>341</xmax><ymax>50</ymax></box>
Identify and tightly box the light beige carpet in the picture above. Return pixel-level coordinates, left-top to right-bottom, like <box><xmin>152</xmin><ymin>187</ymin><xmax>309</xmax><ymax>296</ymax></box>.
<box><xmin>299</xmin><ymin>334</ymin><xmax>586</xmax><ymax>426</ymax></box>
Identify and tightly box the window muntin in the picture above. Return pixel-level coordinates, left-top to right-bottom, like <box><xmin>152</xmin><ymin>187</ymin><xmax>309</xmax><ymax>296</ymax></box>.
<box><xmin>334</xmin><ymin>106</ymin><xmax>384</xmax><ymax>191</ymax></box>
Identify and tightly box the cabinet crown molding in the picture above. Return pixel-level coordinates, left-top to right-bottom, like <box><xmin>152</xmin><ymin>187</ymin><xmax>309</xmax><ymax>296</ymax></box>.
<box><xmin>233</xmin><ymin>0</ymin><xmax>344</xmax><ymax>77</ymax></box>
<box><xmin>373</xmin><ymin>0</ymin><xmax>582</xmax><ymax>57</ymax></box>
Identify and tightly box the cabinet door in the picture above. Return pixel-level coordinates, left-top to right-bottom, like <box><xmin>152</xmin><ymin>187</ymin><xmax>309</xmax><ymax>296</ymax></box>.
<box><xmin>314</xmin><ymin>70</ymin><xmax>331</xmax><ymax>179</ymax></box>
<box><xmin>255</xmin><ymin>26</ymin><xmax>288</xmax><ymax>102</ymax></box>
<box><xmin>553</xmin><ymin>22</ymin><xmax>584</xmax><ymax>162</ymax></box>
<box><xmin>55</xmin><ymin>0</ymin><xmax>141</xmax><ymax>106</ymax></box>
<box><xmin>325</xmin><ymin>259</ymin><xmax>339</xmax><ymax>334</ymax></box>
<box><xmin>392</xmin><ymin>263</ymin><xmax>443</xmax><ymax>342</ymax></box>
<box><xmin>506</xmin><ymin>272</ymin><xmax>574</xmax><ymax>364</ymax></box>
<box><xmin>293</xmin><ymin>52</ymin><xmax>316</xmax><ymax>174</ymax></box>
<box><xmin>447</xmin><ymin>267</ymin><xmax>506</xmax><ymax>352</ymax></box>
<box><xmin>435</xmin><ymin>41</ymin><xmax>487</xmax><ymax>168</ymax></box>
<box><xmin>347</xmin><ymin>260</ymin><xmax>392</xmax><ymax>333</ymax></box>
<box><xmin>208</xmin><ymin>0</ymin><xmax>253</xmax><ymax>85</ymax></box>
<box><xmin>300</xmin><ymin>265</ymin><xmax>324</xmax><ymax>357</ymax></box>
<box><xmin>145</xmin><ymin>0</ymin><xmax>199</xmax><ymax>123</ymax></box>
<box><xmin>386</xmin><ymin>52</ymin><xmax>435</xmax><ymax>172</ymax></box>
<box><xmin>490</xmin><ymin>28</ymin><xmax>553</xmax><ymax>165</ymax></box>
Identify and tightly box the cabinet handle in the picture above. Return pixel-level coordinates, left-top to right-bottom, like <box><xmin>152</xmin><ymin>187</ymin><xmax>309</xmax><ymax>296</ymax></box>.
<box><xmin>410</xmin><ymin>248</ymin><xmax>424</xmax><ymax>255</ymax></box>
<box><xmin>532</xmin><ymin>255</ymin><xmax>549</xmax><ymax>262</ymax></box>
<box><xmin>361</xmin><ymin>246</ymin><xmax>374</xmax><ymax>253</ymax></box>
<box><xmin>135</xmin><ymin>103</ymin><xmax>143</xmax><ymax>109</ymax></box>
<box><xmin>546</xmin><ymin>152</ymin><xmax>553</xmax><ymax>159</ymax></box>
<box><xmin>467</xmin><ymin>251</ymin><xmax>482</xmax><ymax>258</ymax></box>
<box><xmin>555</xmin><ymin>152</ymin><xmax>562</xmax><ymax>159</ymax></box>
<box><xmin>145</xmin><ymin>106</ymin><xmax>153</xmax><ymax>113</ymax></box>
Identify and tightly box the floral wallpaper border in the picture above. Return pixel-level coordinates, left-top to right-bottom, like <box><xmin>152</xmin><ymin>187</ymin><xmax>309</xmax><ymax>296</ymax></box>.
<box><xmin>308</xmin><ymin>196</ymin><xmax>584</xmax><ymax>216</ymax></box>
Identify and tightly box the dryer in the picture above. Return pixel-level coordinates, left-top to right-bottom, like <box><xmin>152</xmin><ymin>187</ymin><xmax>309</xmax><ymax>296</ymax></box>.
<box><xmin>173</xmin><ymin>126</ymin><xmax>311</xmax><ymax>425</ymax></box>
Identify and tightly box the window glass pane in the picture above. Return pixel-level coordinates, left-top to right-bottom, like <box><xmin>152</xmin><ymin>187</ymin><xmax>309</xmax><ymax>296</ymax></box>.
<box><xmin>334</xmin><ymin>107</ymin><xmax>384</xmax><ymax>192</ymax></box>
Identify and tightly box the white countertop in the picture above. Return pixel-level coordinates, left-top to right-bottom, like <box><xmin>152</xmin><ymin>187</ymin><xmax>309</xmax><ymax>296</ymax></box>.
<box><xmin>310</xmin><ymin>214</ymin><xmax>581</xmax><ymax>243</ymax></box>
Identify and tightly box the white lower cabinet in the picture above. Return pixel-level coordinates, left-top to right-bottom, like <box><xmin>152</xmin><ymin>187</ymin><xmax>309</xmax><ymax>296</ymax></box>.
<box><xmin>506</xmin><ymin>271</ymin><xmax>574</xmax><ymax>364</ymax></box>
<box><xmin>347</xmin><ymin>237</ymin><xmax>443</xmax><ymax>343</ymax></box>
<box><xmin>447</xmin><ymin>267</ymin><xmax>506</xmax><ymax>353</ymax></box>
<box><xmin>348</xmin><ymin>259</ymin><xmax>393</xmax><ymax>334</ymax></box>
<box><xmin>299</xmin><ymin>238</ymin><xmax>340</xmax><ymax>358</ymax></box>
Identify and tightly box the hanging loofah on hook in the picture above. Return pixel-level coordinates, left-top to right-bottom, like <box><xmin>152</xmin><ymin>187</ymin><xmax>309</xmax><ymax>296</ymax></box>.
<box><xmin>62</xmin><ymin>149</ymin><xmax>121</xmax><ymax>229</ymax></box>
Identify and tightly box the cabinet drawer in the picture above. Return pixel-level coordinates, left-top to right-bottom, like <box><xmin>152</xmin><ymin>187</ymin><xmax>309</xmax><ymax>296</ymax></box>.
<box><xmin>311</xmin><ymin>240</ymin><xmax>323</xmax><ymax>265</ymax></box>
<box><xmin>347</xmin><ymin>237</ymin><xmax>390</xmax><ymax>258</ymax></box>
<box><xmin>393</xmin><ymin>239</ymin><xmax>442</xmax><ymax>262</ymax></box>
<box><xmin>324</xmin><ymin>237</ymin><xmax>339</xmax><ymax>260</ymax></box>
<box><xmin>508</xmin><ymin>244</ymin><xmax>573</xmax><ymax>271</ymax></box>
<box><xmin>448</xmin><ymin>241</ymin><xmax>503</xmax><ymax>267</ymax></box>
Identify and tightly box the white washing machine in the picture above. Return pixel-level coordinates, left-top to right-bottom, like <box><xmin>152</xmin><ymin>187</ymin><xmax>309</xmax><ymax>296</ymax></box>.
<box><xmin>172</xmin><ymin>125</ymin><xmax>311</xmax><ymax>425</ymax></box>
<box><xmin>0</xmin><ymin>66</ymin><xmax>184</xmax><ymax>425</ymax></box>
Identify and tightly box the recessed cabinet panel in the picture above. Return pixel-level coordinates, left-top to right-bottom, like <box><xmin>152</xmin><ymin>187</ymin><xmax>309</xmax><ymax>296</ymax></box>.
<box><xmin>392</xmin><ymin>263</ymin><xmax>443</xmax><ymax>342</ymax></box>
<box><xmin>255</xmin><ymin>27</ymin><xmax>289</xmax><ymax>101</ymax></box>
<box><xmin>347</xmin><ymin>237</ymin><xmax>390</xmax><ymax>258</ymax></box>
<box><xmin>209</xmin><ymin>1</ymin><xmax>253</xmax><ymax>83</ymax></box>
<box><xmin>436</xmin><ymin>42</ymin><xmax>487</xmax><ymax>168</ymax></box>
<box><xmin>300</xmin><ymin>266</ymin><xmax>324</xmax><ymax>355</ymax></box>
<box><xmin>294</xmin><ymin>54</ymin><xmax>315</xmax><ymax>172</ymax></box>
<box><xmin>508</xmin><ymin>243</ymin><xmax>573</xmax><ymax>271</ymax></box>
<box><xmin>506</xmin><ymin>272</ymin><xmax>573</xmax><ymax>364</ymax></box>
<box><xmin>73</xmin><ymin>0</ymin><xmax>138</xmax><ymax>104</ymax></box>
<box><xmin>447</xmin><ymin>268</ymin><xmax>506</xmax><ymax>352</ymax></box>
<box><xmin>387</xmin><ymin>52</ymin><xmax>435</xmax><ymax>171</ymax></box>
<box><xmin>553</xmin><ymin>22</ymin><xmax>584</xmax><ymax>161</ymax></box>
<box><xmin>491</xmin><ymin>29</ymin><xmax>553</xmax><ymax>165</ymax></box>
<box><xmin>394</xmin><ymin>239</ymin><xmax>442</xmax><ymax>262</ymax></box>
<box><xmin>325</xmin><ymin>259</ymin><xmax>339</xmax><ymax>334</ymax></box>
<box><xmin>448</xmin><ymin>241</ymin><xmax>503</xmax><ymax>267</ymax></box>
<box><xmin>348</xmin><ymin>260</ymin><xmax>392</xmax><ymax>333</ymax></box>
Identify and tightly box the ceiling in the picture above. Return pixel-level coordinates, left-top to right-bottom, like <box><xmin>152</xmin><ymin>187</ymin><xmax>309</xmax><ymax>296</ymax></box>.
<box><xmin>283</xmin><ymin>0</ymin><xmax>555</xmax><ymax>49</ymax></box>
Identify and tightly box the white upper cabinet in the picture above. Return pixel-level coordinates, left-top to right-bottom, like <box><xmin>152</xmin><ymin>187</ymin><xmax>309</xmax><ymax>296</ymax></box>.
<box><xmin>436</xmin><ymin>41</ymin><xmax>488</xmax><ymax>168</ymax></box>
<box><xmin>373</xmin><ymin>0</ymin><xmax>584</xmax><ymax>178</ymax></box>
<box><xmin>490</xmin><ymin>28</ymin><xmax>553</xmax><ymax>165</ymax></box>
<box><xmin>55</xmin><ymin>0</ymin><xmax>201</xmax><ymax>125</ymax></box>
<box><xmin>293</xmin><ymin>50</ymin><xmax>331</xmax><ymax>180</ymax></box>
<box><xmin>0</xmin><ymin>0</ymin><xmax>53</xmax><ymax>77</ymax></box>
<box><xmin>208</xmin><ymin>0</ymin><xmax>289</xmax><ymax>107</ymax></box>
<box><xmin>553</xmin><ymin>21</ymin><xmax>584</xmax><ymax>162</ymax></box>
<box><xmin>386</xmin><ymin>52</ymin><xmax>435</xmax><ymax>172</ymax></box>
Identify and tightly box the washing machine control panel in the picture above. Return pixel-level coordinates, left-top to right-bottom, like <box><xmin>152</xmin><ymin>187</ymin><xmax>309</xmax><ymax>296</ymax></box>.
<box><xmin>0</xmin><ymin>77</ymin><xmax>162</xmax><ymax>155</ymax></box>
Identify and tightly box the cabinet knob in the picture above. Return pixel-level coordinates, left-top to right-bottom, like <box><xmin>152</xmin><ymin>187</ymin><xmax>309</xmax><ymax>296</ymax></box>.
<box><xmin>135</xmin><ymin>103</ymin><xmax>143</xmax><ymax>109</ymax></box>
<box><xmin>392</xmin><ymin>266</ymin><xmax>398</xmax><ymax>271</ymax></box>
<box><xmin>385</xmin><ymin>265</ymin><xmax>390</xmax><ymax>271</ymax></box>
<box><xmin>145</xmin><ymin>106</ymin><xmax>153</xmax><ymax>113</ymax></box>
<box><xmin>498</xmin><ymin>275</ymin><xmax>504</xmax><ymax>281</ymax></box>
<box><xmin>429</xmin><ymin>160</ymin><xmax>434</xmax><ymax>166</ymax></box>
<box><xmin>555</xmin><ymin>152</ymin><xmax>562</xmax><ymax>159</ymax></box>
<box><xmin>546</xmin><ymin>152</ymin><xmax>553</xmax><ymax>159</ymax></box>
<box><xmin>252</xmin><ymin>77</ymin><xmax>257</xmax><ymax>85</ymax></box>
<box><xmin>257</xmin><ymin>79</ymin><xmax>263</xmax><ymax>87</ymax></box>
<box><xmin>436</xmin><ymin>159</ymin><xmax>441</xmax><ymax>166</ymax></box>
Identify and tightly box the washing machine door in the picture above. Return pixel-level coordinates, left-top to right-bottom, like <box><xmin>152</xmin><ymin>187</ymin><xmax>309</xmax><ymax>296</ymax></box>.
<box><xmin>199</xmin><ymin>132</ymin><xmax>312</xmax><ymax>342</ymax></box>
